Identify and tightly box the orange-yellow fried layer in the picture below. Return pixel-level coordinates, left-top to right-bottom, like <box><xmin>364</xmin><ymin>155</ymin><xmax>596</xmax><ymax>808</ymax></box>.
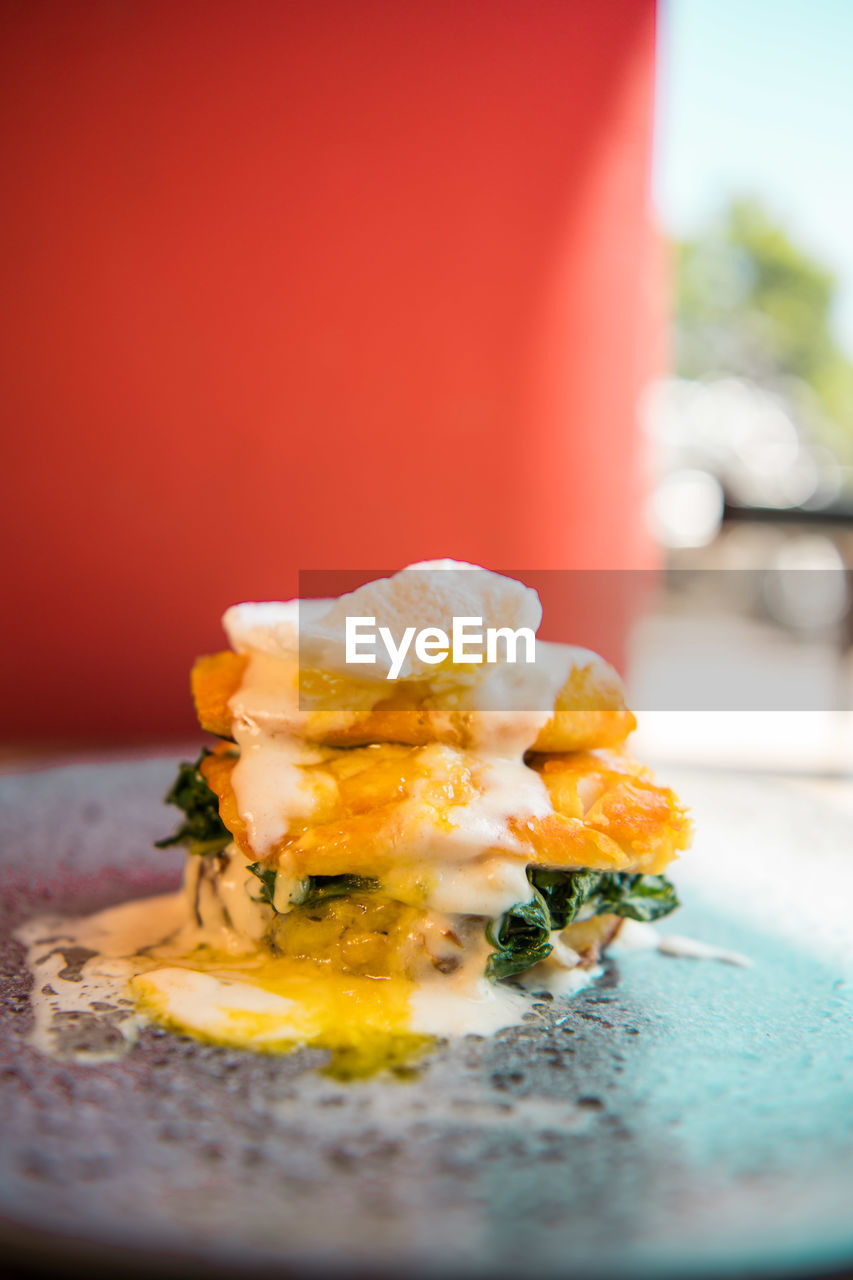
<box><xmin>199</xmin><ymin>742</ymin><xmax>478</xmax><ymax>874</ymax></box>
<box><xmin>191</xmin><ymin>651</ymin><xmax>635</xmax><ymax>752</ymax></box>
<box><xmin>191</xmin><ymin>652</ymin><xmax>248</xmax><ymax>738</ymax></box>
<box><xmin>533</xmin><ymin>664</ymin><xmax>636</xmax><ymax>752</ymax></box>
<box><xmin>518</xmin><ymin>751</ymin><xmax>692</xmax><ymax>875</ymax></box>
<box><xmin>202</xmin><ymin>742</ymin><xmax>689</xmax><ymax>881</ymax></box>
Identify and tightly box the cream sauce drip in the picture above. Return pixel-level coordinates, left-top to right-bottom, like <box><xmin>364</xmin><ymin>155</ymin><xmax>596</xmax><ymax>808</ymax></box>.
<box><xmin>15</xmin><ymin>892</ymin><xmax>187</xmax><ymax>1061</ymax></box>
<box><xmin>229</xmin><ymin>725</ymin><xmax>329</xmax><ymax>855</ymax></box>
<box><xmin>610</xmin><ymin>919</ymin><xmax>752</xmax><ymax>967</ymax></box>
<box><xmin>15</xmin><ymin>874</ymin><xmax>539</xmax><ymax>1066</ymax></box>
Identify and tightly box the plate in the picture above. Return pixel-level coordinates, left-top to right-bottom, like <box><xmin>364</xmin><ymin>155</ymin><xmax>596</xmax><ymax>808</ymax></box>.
<box><xmin>1</xmin><ymin>756</ymin><xmax>852</xmax><ymax>1278</ymax></box>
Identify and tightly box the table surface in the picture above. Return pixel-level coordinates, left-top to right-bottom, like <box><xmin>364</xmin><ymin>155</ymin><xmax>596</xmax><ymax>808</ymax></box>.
<box><xmin>0</xmin><ymin>753</ymin><xmax>851</xmax><ymax>1280</ymax></box>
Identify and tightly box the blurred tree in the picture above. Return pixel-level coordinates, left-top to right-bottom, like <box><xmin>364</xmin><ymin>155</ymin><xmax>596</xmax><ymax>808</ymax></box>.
<box><xmin>675</xmin><ymin>199</ymin><xmax>853</xmax><ymax>461</ymax></box>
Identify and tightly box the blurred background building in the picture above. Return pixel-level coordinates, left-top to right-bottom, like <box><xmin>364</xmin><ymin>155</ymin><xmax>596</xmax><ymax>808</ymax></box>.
<box><xmin>651</xmin><ymin>0</ymin><xmax>853</xmax><ymax>539</ymax></box>
<box><xmin>629</xmin><ymin>0</ymin><xmax>853</xmax><ymax>770</ymax></box>
<box><xmin>1</xmin><ymin>0</ymin><xmax>851</xmax><ymax>764</ymax></box>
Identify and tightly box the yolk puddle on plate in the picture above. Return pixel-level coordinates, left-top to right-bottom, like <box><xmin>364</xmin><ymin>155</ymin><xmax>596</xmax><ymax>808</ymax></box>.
<box><xmin>133</xmin><ymin>949</ymin><xmax>435</xmax><ymax>1080</ymax></box>
<box><xmin>15</xmin><ymin>893</ymin><xmax>436</xmax><ymax>1079</ymax></box>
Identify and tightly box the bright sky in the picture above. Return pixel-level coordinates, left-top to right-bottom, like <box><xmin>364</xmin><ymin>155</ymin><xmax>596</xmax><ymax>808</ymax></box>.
<box><xmin>655</xmin><ymin>0</ymin><xmax>853</xmax><ymax>357</ymax></box>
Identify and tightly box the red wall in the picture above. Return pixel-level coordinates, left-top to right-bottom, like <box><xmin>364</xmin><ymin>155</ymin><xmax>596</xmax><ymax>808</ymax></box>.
<box><xmin>1</xmin><ymin>0</ymin><xmax>658</xmax><ymax>743</ymax></box>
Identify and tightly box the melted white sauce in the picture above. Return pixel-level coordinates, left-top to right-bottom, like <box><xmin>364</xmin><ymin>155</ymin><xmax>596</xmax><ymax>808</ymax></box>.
<box><xmin>656</xmin><ymin>933</ymin><xmax>753</xmax><ymax>967</ymax></box>
<box><xmin>392</xmin><ymin>855</ymin><xmax>533</xmax><ymax>918</ymax></box>
<box><xmin>15</xmin><ymin>893</ymin><xmax>187</xmax><ymax>1061</ymax></box>
<box><xmin>521</xmin><ymin>964</ymin><xmax>602</xmax><ymax>999</ymax></box>
<box><xmin>184</xmin><ymin>846</ymin><xmax>272</xmax><ymax>950</ymax></box>
<box><xmin>608</xmin><ymin>919</ymin><xmax>661</xmax><ymax>951</ymax></box>
<box><xmin>462</xmin><ymin>754</ymin><xmax>553</xmax><ymax>851</ymax></box>
<box><xmin>229</xmin><ymin>725</ymin><xmax>330</xmax><ymax>855</ymax></box>
<box><xmin>407</xmin><ymin>749</ymin><xmax>553</xmax><ymax>869</ymax></box>
<box><xmin>610</xmin><ymin>919</ymin><xmax>752</xmax><ymax>967</ymax></box>
<box><xmin>410</xmin><ymin>975</ymin><xmax>529</xmax><ymax>1036</ymax></box>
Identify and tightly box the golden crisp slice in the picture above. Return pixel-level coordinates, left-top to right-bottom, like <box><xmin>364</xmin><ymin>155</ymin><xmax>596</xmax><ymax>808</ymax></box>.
<box><xmin>520</xmin><ymin>750</ymin><xmax>692</xmax><ymax>875</ymax></box>
<box><xmin>202</xmin><ymin>741</ymin><xmax>690</xmax><ymax>881</ymax></box>
<box><xmin>191</xmin><ymin>650</ymin><xmax>635</xmax><ymax>753</ymax></box>
<box><xmin>191</xmin><ymin>652</ymin><xmax>248</xmax><ymax>739</ymax></box>
<box><xmin>532</xmin><ymin>663</ymin><xmax>637</xmax><ymax>751</ymax></box>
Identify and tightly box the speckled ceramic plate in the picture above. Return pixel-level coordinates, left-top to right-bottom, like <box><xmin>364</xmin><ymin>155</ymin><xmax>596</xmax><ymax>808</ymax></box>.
<box><xmin>1</xmin><ymin>756</ymin><xmax>852</xmax><ymax>1279</ymax></box>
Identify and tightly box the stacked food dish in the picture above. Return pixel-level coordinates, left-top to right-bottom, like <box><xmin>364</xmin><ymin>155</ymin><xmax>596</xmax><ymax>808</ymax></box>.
<box><xmin>142</xmin><ymin>562</ymin><xmax>690</xmax><ymax>1073</ymax></box>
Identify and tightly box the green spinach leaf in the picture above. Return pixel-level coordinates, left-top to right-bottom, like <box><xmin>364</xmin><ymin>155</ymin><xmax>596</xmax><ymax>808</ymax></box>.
<box><xmin>246</xmin><ymin>861</ymin><xmax>278</xmax><ymax>907</ymax></box>
<box><xmin>485</xmin><ymin>889</ymin><xmax>553</xmax><ymax>980</ymax></box>
<box><xmin>154</xmin><ymin>750</ymin><xmax>231</xmax><ymax>857</ymax></box>
<box><xmin>246</xmin><ymin>866</ymin><xmax>379</xmax><ymax>913</ymax></box>
<box><xmin>295</xmin><ymin>874</ymin><xmax>379</xmax><ymax>906</ymax></box>
<box><xmin>487</xmin><ymin>867</ymin><xmax>679</xmax><ymax>981</ymax></box>
<box><xmin>528</xmin><ymin>867</ymin><xmax>600</xmax><ymax>930</ymax></box>
<box><xmin>583</xmin><ymin>872</ymin><xmax>680</xmax><ymax>922</ymax></box>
